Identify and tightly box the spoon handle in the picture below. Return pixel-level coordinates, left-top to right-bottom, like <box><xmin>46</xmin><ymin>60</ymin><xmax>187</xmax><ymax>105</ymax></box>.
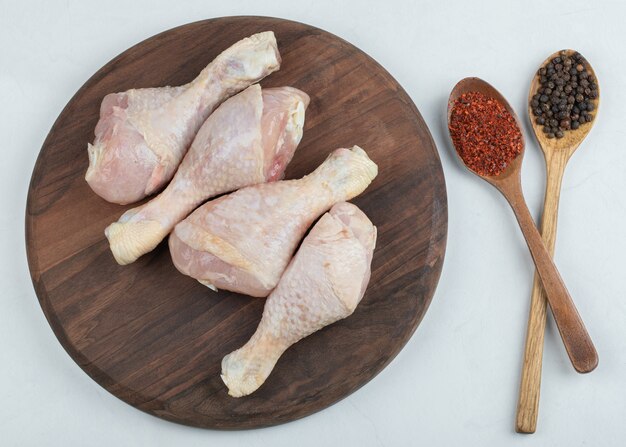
<box><xmin>504</xmin><ymin>184</ymin><xmax>598</xmax><ymax>374</ymax></box>
<box><xmin>515</xmin><ymin>156</ymin><xmax>567</xmax><ymax>434</ymax></box>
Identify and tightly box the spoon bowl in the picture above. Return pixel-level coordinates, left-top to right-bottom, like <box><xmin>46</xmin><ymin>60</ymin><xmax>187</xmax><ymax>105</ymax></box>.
<box><xmin>528</xmin><ymin>49</ymin><xmax>600</xmax><ymax>159</ymax></box>
<box><xmin>447</xmin><ymin>77</ymin><xmax>597</xmax><ymax>376</ymax></box>
<box><xmin>447</xmin><ymin>77</ymin><xmax>525</xmax><ymax>184</ymax></box>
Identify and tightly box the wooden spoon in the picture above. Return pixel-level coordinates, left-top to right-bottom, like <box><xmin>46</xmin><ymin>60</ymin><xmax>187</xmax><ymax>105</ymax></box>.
<box><xmin>516</xmin><ymin>50</ymin><xmax>600</xmax><ymax>434</ymax></box>
<box><xmin>446</xmin><ymin>77</ymin><xmax>598</xmax><ymax>374</ymax></box>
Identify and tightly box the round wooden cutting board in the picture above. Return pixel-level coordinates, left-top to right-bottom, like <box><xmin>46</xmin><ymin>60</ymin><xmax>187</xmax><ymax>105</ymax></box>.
<box><xmin>26</xmin><ymin>17</ymin><xmax>447</xmax><ymax>429</ymax></box>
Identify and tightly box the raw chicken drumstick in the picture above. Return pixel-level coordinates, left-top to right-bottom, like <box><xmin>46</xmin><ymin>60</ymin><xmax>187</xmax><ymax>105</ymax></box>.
<box><xmin>169</xmin><ymin>146</ymin><xmax>378</xmax><ymax>297</ymax></box>
<box><xmin>106</xmin><ymin>84</ymin><xmax>309</xmax><ymax>265</ymax></box>
<box><xmin>86</xmin><ymin>31</ymin><xmax>281</xmax><ymax>204</ymax></box>
<box><xmin>221</xmin><ymin>202</ymin><xmax>377</xmax><ymax>397</ymax></box>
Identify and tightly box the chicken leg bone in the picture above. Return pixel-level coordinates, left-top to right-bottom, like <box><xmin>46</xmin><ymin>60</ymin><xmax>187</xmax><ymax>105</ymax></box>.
<box><xmin>86</xmin><ymin>31</ymin><xmax>281</xmax><ymax>204</ymax></box>
<box><xmin>106</xmin><ymin>84</ymin><xmax>309</xmax><ymax>265</ymax></box>
<box><xmin>221</xmin><ymin>202</ymin><xmax>377</xmax><ymax>397</ymax></box>
<box><xmin>169</xmin><ymin>146</ymin><xmax>378</xmax><ymax>297</ymax></box>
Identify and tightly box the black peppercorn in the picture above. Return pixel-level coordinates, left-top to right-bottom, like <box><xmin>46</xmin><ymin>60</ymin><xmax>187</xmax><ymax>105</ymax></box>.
<box><xmin>530</xmin><ymin>51</ymin><xmax>596</xmax><ymax>134</ymax></box>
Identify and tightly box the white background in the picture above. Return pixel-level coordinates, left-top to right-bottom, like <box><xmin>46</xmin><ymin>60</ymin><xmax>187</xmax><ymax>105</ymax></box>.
<box><xmin>2</xmin><ymin>0</ymin><xmax>625</xmax><ymax>445</ymax></box>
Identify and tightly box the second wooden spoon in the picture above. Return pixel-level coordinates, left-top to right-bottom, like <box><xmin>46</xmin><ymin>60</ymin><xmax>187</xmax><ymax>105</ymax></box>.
<box><xmin>516</xmin><ymin>50</ymin><xmax>600</xmax><ymax>434</ymax></box>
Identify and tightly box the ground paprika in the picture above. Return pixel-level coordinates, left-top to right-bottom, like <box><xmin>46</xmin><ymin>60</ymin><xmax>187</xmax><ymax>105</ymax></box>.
<box><xmin>449</xmin><ymin>91</ymin><xmax>523</xmax><ymax>177</ymax></box>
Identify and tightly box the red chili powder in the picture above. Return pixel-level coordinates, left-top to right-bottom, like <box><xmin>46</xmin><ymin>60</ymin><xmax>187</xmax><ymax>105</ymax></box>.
<box><xmin>449</xmin><ymin>91</ymin><xmax>523</xmax><ymax>176</ymax></box>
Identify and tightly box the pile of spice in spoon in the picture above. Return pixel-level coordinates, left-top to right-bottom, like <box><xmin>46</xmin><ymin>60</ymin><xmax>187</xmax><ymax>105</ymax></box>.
<box><xmin>530</xmin><ymin>51</ymin><xmax>598</xmax><ymax>139</ymax></box>
<box><xmin>449</xmin><ymin>91</ymin><xmax>523</xmax><ymax>176</ymax></box>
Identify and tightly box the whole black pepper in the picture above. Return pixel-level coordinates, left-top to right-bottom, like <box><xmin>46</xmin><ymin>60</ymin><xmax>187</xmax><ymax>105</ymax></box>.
<box><xmin>531</xmin><ymin>51</ymin><xmax>597</xmax><ymax>135</ymax></box>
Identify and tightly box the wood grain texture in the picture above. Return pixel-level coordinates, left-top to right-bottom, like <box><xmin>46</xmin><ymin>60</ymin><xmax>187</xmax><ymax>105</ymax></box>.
<box><xmin>447</xmin><ymin>77</ymin><xmax>597</xmax><ymax>375</ymax></box>
<box><xmin>495</xmin><ymin>170</ymin><xmax>596</xmax><ymax>375</ymax></box>
<box><xmin>25</xmin><ymin>17</ymin><xmax>447</xmax><ymax>429</ymax></box>
<box><xmin>515</xmin><ymin>49</ymin><xmax>600</xmax><ymax>434</ymax></box>
<box><xmin>515</xmin><ymin>150</ymin><xmax>566</xmax><ymax>433</ymax></box>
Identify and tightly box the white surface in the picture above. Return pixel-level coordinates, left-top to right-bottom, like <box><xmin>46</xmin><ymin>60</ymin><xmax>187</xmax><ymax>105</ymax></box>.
<box><xmin>2</xmin><ymin>0</ymin><xmax>625</xmax><ymax>445</ymax></box>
